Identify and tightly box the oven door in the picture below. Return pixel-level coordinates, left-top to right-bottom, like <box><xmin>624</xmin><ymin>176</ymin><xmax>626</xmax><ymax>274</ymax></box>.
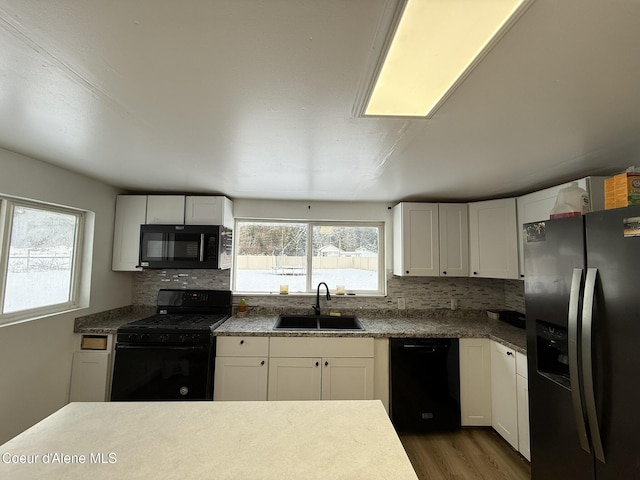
<box><xmin>110</xmin><ymin>343</ymin><xmax>214</xmax><ymax>401</ymax></box>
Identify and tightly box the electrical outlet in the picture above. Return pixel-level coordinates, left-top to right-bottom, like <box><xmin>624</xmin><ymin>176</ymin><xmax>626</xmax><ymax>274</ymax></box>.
<box><xmin>397</xmin><ymin>297</ymin><xmax>406</xmax><ymax>310</ymax></box>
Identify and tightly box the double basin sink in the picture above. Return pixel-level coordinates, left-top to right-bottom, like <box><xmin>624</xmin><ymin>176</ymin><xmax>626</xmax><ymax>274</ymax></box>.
<box><xmin>273</xmin><ymin>314</ymin><xmax>364</xmax><ymax>331</ymax></box>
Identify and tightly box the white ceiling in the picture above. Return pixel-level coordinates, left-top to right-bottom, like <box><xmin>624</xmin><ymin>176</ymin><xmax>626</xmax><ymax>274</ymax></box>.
<box><xmin>0</xmin><ymin>0</ymin><xmax>639</xmax><ymax>202</ymax></box>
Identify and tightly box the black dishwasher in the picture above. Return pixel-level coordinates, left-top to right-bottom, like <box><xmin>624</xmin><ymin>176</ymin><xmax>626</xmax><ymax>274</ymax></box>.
<box><xmin>390</xmin><ymin>338</ymin><xmax>460</xmax><ymax>432</ymax></box>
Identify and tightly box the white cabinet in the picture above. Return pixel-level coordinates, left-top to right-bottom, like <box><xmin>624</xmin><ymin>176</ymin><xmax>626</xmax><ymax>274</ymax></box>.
<box><xmin>393</xmin><ymin>202</ymin><xmax>439</xmax><ymax>276</ymax></box>
<box><xmin>185</xmin><ymin>196</ymin><xmax>234</xmax><ymax>229</ymax></box>
<box><xmin>214</xmin><ymin>337</ymin><xmax>269</xmax><ymax>401</ymax></box>
<box><xmin>112</xmin><ymin>195</ymin><xmax>146</xmax><ymax>271</ymax></box>
<box><xmin>267</xmin><ymin>337</ymin><xmax>374</xmax><ymax>401</ymax></box>
<box><xmin>438</xmin><ymin>203</ymin><xmax>469</xmax><ymax>277</ymax></box>
<box><xmin>516</xmin><ymin>352</ymin><xmax>530</xmax><ymax>460</ymax></box>
<box><xmin>516</xmin><ymin>176</ymin><xmax>605</xmax><ymax>278</ymax></box>
<box><xmin>393</xmin><ymin>202</ymin><xmax>468</xmax><ymax>277</ymax></box>
<box><xmin>69</xmin><ymin>335</ymin><xmax>114</xmax><ymax>402</ymax></box>
<box><xmin>459</xmin><ymin>338</ymin><xmax>492</xmax><ymax>426</ymax></box>
<box><xmin>490</xmin><ymin>341</ymin><xmax>519</xmax><ymax>450</ymax></box>
<box><xmin>145</xmin><ymin>195</ymin><xmax>185</xmax><ymax>224</ymax></box>
<box><xmin>469</xmin><ymin>198</ymin><xmax>519</xmax><ymax>279</ymax></box>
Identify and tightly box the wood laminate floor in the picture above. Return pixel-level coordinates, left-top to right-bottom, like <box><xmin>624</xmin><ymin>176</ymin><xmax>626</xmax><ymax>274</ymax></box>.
<box><xmin>399</xmin><ymin>428</ymin><xmax>531</xmax><ymax>480</ymax></box>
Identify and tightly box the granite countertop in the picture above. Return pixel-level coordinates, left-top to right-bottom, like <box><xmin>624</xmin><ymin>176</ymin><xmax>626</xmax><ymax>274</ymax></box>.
<box><xmin>74</xmin><ymin>307</ymin><xmax>526</xmax><ymax>353</ymax></box>
<box><xmin>215</xmin><ymin>314</ymin><xmax>527</xmax><ymax>353</ymax></box>
<box><xmin>0</xmin><ymin>400</ymin><xmax>418</xmax><ymax>480</ymax></box>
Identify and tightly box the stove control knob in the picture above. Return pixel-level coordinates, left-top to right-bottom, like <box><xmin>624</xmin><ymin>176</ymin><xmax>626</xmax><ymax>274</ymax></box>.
<box><xmin>127</xmin><ymin>334</ymin><xmax>137</xmax><ymax>343</ymax></box>
<box><xmin>160</xmin><ymin>334</ymin><xmax>169</xmax><ymax>342</ymax></box>
<box><xmin>179</xmin><ymin>386</ymin><xmax>189</xmax><ymax>396</ymax></box>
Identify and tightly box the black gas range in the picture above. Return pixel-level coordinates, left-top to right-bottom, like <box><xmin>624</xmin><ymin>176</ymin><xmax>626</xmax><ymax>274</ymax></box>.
<box><xmin>111</xmin><ymin>289</ymin><xmax>231</xmax><ymax>401</ymax></box>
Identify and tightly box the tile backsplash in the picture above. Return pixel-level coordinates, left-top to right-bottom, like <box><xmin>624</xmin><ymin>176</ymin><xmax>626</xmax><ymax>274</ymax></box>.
<box><xmin>132</xmin><ymin>269</ymin><xmax>525</xmax><ymax>314</ymax></box>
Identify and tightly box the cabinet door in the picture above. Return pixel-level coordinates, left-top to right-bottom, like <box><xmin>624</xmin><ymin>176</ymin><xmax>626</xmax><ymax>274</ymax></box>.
<box><xmin>393</xmin><ymin>202</ymin><xmax>439</xmax><ymax>276</ymax></box>
<box><xmin>438</xmin><ymin>204</ymin><xmax>469</xmax><ymax>277</ymax></box>
<box><xmin>490</xmin><ymin>341</ymin><xmax>518</xmax><ymax>449</ymax></box>
<box><xmin>321</xmin><ymin>357</ymin><xmax>374</xmax><ymax>400</ymax></box>
<box><xmin>517</xmin><ymin>373</ymin><xmax>531</xmax><ymax>460</ymax></box>
<box><xmin>214</xmin><ymin>357</ymin><xmax>268</xmax><ymax>401</ymax></box>
<box><xmin>69</xmin><ymin>351</ymin><xmax>111</xmax><ymax>402</ymax></box>
<box><xmin>459</xmin><ymin>338</ymin><xmax>492</xmax><ymax>426</ymax></box>
<box><xmin>112</xmin><ymin>195</ymin><xmax>147</xmax><ymax>271</ymax></box>
<box><xmin>145</xmin><ymin>195</ymin><xmax>185</xmax><ymax>224</ymax></box>
<box><xmin>268</xmin><ymin>357</ymin><xmax>322</xmax><ymax>401</ymax></box>
<box><xmin>469</xmin><ymin>198</ymin><xmax>519</xmax><ymax>279</ymax></box>
<box><xmin>185</xmin><ymin>196</ymin><xmax>233</xmax><ymax>228</ymax></box>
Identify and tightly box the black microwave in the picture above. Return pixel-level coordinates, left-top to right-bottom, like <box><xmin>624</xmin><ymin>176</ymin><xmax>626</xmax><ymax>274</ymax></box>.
<box><xmin>139</xmin><ymin>225</ymin><xmax>232</xmax><ymax>269</ymax></box>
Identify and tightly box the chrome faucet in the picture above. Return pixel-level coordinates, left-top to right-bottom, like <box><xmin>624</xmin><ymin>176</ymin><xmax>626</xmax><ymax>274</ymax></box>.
<box><xmin>312</xmin><ymin>282</ymin><xmax>331</xmax><ymax>316</ymax></box>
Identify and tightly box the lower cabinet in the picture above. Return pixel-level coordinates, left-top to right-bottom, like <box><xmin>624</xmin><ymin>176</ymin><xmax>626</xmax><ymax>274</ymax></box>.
<box><xmin>516</xmin><ymin>352</ymin><xmax>531</xmax><ymax>461</ymax></box>
<box><xmin>491</xmin><ymin>341</ymin><xmax>519</xmax><ymax>449</ymax></box>
<box><xmin>268</xmin><ymin>337</ymin><xmax>374</xmax><ymax>401</ymax></box>
<box><xmin>459</xmin><ymin>338</ymin><xmax>492</xmax><ymax>426</ymax></box>
<box><xmin>214</xmin><ymin>336</ymin><xmax>269</xmax><ymax>401</ymax></box>
<box><xmin>69</xmin><ymin>334</ymin><xmax>114</xmax><ymax>402</ymax></box>
<box><xmin>213</xmin><ymin>336</ymin><xmax>375</xmax><ymax>402</ymax></box>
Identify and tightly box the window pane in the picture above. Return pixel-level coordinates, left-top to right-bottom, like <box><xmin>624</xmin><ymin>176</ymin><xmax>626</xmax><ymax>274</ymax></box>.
<box><xmin>3</xmin><ymin>206</ymin><xmax>78</xmax><ymax>313</ymax></box>
<box><xmin>311</xmin><ymin>225</ymin><xmax>379</xmax><ymax>292</ymax></box>
<box><xmin>235</xmin><ymin>222</ymin><xmax>307</xmax><ymax>293</ymax></box>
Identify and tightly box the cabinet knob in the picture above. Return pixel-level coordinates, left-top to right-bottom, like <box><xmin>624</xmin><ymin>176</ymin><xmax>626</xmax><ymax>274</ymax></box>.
<box><xmin>315</xmin><ymin>362</ymin><xmax>319</xmax><ymax>367</ymax></box>
<box><xmin>324</xmin><ymin>361</ymin><xmax>329</xmax><ymax>367</ymax></box>
<box><xmin>406</xmin><ymin>270</ymin><xmax>410</xmax><ymax>274</ymax></box>
<box><xmin>442</xmin><ymin>271</ymin><xmax>447</xmax><ymax>275</ymax></box>
<box><xmin>260</xmin><ymin>360</ymin><xmax>265</xmax><ymax>366</ymax></box>
<box><xmin>473</xmin><ymin>271</ymin><xmax>478</xmax><ymax>275</ymax></box>
<box><xmin>240</xmin><ymin>340</ymin><xmax>244</xmax><ymax>345</ymax></box>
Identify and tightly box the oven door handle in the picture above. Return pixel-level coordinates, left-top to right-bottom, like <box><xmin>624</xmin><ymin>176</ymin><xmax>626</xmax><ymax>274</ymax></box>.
<box><xmin>115</xmin><ymin>344</ymin><xmax>210</xmax><ymax>351</ymax></box>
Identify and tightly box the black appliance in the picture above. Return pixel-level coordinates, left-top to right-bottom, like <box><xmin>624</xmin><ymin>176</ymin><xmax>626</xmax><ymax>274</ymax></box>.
<box><xmin>110</xmin><ymin>289</ymin><xmax>231</xmax><ymax>401</ymax></box>
<box><xmin>139</xmin><ymin>224</ymin><xmax>232</xmax><ymax>269</ymax></box>
<box><xmin>389</xmin><ymin>338</ymin><xmax>460</xmax><ymax>432</ymax></box>
<box><xmin>524</xmin><ymin>205</ymin><xmax>640</xmax><ymax>479</ymax></box>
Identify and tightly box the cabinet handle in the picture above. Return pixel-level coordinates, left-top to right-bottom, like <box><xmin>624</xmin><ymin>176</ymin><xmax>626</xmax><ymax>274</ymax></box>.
<box><xmin>315</xmin><ymin>362</ymin><xmax>319</xmax><ymax>367</ymax></box>
<box><xmin>240</xmin><ymin>340</ymin><xmax>244</xmax><ymax>345</ymax></box>
<box><xmin>324</xmin><ymin>361</ymin><xmax>329</xmax><ymax>367</ymax></box>
<box><xmin>506</xmin><ymin>351</ymin><xmax>513</xmax><ymax>356</ymax></box>
<box><xmin>442</xmin><ymin>271</ymin><xmax>447</xmax><ymax>275</ymax></box>
<box><xmin>260</xmin><ymin>360</ymin><xmax>265</xmax><ymax>366</ymax></box>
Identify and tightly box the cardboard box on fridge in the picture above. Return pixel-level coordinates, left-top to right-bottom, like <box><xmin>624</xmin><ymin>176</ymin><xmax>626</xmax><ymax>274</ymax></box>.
<box><xmin>604</xmin><ymin>172</ymin><xmax>640</xmax><ymax>209</ymax></box>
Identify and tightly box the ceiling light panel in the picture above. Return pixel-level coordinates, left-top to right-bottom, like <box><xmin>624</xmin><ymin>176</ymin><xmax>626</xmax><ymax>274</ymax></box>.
<box><xmin>365</xmin><ymin>0</ymin><xmax>532</xmax><ymax>117</ymax></box>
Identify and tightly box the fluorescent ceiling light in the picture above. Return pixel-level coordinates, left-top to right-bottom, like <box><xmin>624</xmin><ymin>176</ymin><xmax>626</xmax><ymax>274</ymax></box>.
<box><xmin>365</xmin><ymin>0</ymin><xmax>533</xmax><ymax>118</ymax></box>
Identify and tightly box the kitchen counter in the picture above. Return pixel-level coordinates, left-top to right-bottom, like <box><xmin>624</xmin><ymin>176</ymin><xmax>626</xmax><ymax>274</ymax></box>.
<box><xmin>0</xmin><ymin>400</ymin><xmax>418</xmax><ymax>480</ymax></box>
<box><xmin>215</xmin><ymin>314</ymin><xmax>527</xmax><ymax>353</ymax></box>
<box><xmin>74</xmin><ymin>308</ymin><xmax>526</xmax><ymax>353</ymax></box>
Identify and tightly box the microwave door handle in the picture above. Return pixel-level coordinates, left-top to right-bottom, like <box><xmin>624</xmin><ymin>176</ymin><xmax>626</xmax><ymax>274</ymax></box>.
<box><xmin>199</xmin><ymin>234</ymin><xmax>205</xmax><ymax>261</ymax></box>
<box><xmin>582</xmin><ymin>267</ymin><xmax>606</xmax><ymax>463</ymax></box>
<box><xmin>569</xmin><ymin>268</ymin><xmax>590</xmax><ymax>453</ymax></box>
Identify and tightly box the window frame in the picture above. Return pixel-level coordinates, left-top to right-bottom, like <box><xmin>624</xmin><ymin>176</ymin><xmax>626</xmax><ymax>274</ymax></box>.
<box><xmin>0</xmin><ymin>196</ymin><xmax>86</xmax><ymax>325</ymax></box>
<box><xmin>232</xmin><ymin>219</ymin><xmax>385</xmax><ymax>296</ymax></box>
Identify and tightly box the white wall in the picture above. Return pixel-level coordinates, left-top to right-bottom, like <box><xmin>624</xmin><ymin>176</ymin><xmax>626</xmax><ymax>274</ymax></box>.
<box><xmin>0</xmin><ymin>148</ymin><xmax>132</xmax><ymax>443</ymax></box>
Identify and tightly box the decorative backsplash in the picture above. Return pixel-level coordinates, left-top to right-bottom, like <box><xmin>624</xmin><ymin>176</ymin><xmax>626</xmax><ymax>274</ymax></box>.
<box><xmin>132</xmin><ymin>269</ymin><xmax>526</xmax><ymax>314</ymax></box>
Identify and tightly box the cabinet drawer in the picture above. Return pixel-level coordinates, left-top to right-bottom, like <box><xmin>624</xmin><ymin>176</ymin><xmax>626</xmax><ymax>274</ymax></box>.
<box><xmin>269</xmin><ymin>337</ymin><xmax>374</xmax><ymax>358</ymax></box>
<box><xmin>217</xmin><ymin>336</ymin><xmax>269</xmax><ymax>356</ymax></box>
<box><xmin>516</xmin><ymin>351</ymin><xmax>528</xmax><ymax>379</ymax></box>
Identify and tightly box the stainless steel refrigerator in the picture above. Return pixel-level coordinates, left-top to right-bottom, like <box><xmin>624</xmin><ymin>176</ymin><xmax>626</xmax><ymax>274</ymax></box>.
<box><xmin>524</xmin><ymin>205</ymin><xmax>640</xmax><ymax>480</ymax></box>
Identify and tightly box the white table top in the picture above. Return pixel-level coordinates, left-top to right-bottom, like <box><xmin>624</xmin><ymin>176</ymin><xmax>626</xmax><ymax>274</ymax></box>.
<box><xmin>0</xmin><ymin>400</ymin><xmax>418</xmax><ymax>480</ymax></box>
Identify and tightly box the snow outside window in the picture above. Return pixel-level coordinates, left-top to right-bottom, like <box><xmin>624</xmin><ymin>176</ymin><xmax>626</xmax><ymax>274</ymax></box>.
<box><xmin>233</xmin><ymin>220</ymin><xmax>383</xmax><ymax>295</ymax></box>
<box><xmin>0</xmin><ymin>199</ymin><xmax>83</xmax><ymax>322</ymax></box>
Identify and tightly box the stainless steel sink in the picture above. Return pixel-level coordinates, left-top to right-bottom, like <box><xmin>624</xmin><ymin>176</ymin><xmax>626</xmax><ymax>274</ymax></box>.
<box><xmin>273</xmin><ymin>314</ymin><xmax>364</xmax><ymax>330</ymax></box>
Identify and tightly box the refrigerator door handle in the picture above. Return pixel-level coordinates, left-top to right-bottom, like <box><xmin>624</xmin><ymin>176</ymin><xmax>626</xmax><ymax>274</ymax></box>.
<box><xmin>582</xmin><ymin>267</ymin><xmax>606</xmax><ymax>463</ymax></box>
<box><xmin>568</xmin><ymin>268</ymin><xmax>590</xmax><ymax>453</ymax></box>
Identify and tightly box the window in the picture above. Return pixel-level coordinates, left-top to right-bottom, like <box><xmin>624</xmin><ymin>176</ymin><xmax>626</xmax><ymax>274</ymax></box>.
<box><xmin>233</xmin><ymin>220</ymin><xmax>384</xmax><ymax>295</ymax></box>
<box><xmin>0</xmin><ymin>198</ymin><xmax>84</xmax><ymax>323</ymax></box>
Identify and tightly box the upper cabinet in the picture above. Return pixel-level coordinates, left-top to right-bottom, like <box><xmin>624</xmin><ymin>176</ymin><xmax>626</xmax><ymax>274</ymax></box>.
<box><xmin>468</xmin><ymin>198</ymin><xmax>519</xmax><ymax>279</ymax></box>
<box><xmin>145</xmin><ymin>195</ymin><xmax>185</xmax><ymax>224</ymax></box>
<box><xmin>112</xmin><ymin>195</ymin><xmax>147</xmax><ymax>271</ymax></box>
<box><xmin>516</xmin><ymin>176</ymin><xmax>605</xmax><ymax>278</ymax></box>
<box><xmin>393</xmin><ymin>202</ymin><xmax>468</xmax><ymax>277</ymax></box>
<box><xmin>185</xmin><ymin>196</ymin><xmax>234</xmax><ymax>229</ymax></box>
<box><xmin>112</xmin><ymin>194</ymin><xmax>234</xmax><ymax>271</ymax></box>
